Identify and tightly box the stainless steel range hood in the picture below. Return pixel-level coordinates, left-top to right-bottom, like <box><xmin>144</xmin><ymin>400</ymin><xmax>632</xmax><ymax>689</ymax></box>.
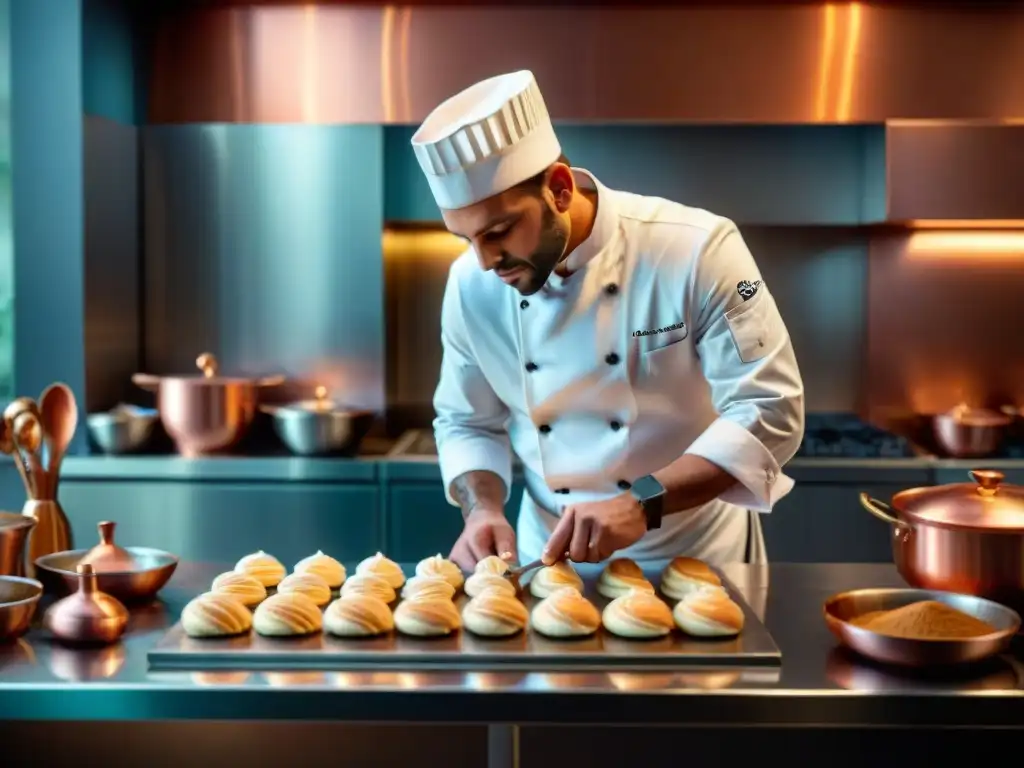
<box><xmin>147</xmin><ymin>4</ymin><xmax>1024</xmax><ymax>124</ymax></box>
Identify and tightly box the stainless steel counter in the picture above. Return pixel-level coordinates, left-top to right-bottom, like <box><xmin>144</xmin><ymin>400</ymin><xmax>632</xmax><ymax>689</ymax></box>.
<box><xmin>1</xmin><ymin>563</ymin><xmax>1021</xmax><ymax>728</ymax></box>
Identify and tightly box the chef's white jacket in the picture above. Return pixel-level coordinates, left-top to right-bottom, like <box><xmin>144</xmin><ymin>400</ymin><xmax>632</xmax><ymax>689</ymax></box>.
<box><xmin>433</xmin><ymin>169</ymin><xmax>805</xmax><ymax>567</ymax></box>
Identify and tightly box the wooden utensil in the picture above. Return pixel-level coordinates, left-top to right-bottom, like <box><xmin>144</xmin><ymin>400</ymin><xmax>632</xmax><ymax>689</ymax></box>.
<box><xmin>0</xmin><ymin>418</ymin><xmax>31</xmax><ymax>498</ymax></box>
<box><xmin>39</xmin><ymin>383</ymin><xmax>77</xmax><ymax>499</ymax></box>
<box><xmin>4</xmin><ymin>399</ymin><xmax>43</xmax><ymax>499</ymax></box>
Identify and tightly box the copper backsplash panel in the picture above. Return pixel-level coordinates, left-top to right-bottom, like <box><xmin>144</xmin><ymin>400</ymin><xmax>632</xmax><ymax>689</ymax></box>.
<box><xmin>866</xmin><ymin>230</ymin><xmax>1024</xmax><ymax>436</ymax></box>
<box><xmin>147</xmin><ymin>4</ymin><xmax>1024</xmax><ymax>124</ymax></box>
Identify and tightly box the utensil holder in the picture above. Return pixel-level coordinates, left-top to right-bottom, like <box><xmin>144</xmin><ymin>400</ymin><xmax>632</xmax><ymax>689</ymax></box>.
<box><xmin>22</xmin><ymin>499</ymin><xmax>71</xmax><ymax>578</ymax></box>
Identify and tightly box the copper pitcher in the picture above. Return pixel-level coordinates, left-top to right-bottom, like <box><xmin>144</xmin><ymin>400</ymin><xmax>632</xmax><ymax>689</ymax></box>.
<box><xmin>0</xmin><ymin>512</ymin><xmax>35</xmax><ymax>577</ymax></box>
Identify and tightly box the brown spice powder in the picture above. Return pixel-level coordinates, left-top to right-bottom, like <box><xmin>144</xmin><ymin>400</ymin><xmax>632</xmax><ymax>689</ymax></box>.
<box><xmin>849</xmin><ymin>600</ymin><xmax>997</xmax><ymax>640</ymax></box>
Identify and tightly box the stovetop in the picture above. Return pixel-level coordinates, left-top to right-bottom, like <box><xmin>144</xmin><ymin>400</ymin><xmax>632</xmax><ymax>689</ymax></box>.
<box><xmin>796</xmin><ymin>413</ymin><xmax>917</xmax><ymax>459</ymax></box>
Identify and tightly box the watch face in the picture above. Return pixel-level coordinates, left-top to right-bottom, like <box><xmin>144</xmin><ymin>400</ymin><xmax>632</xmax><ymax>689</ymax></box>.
<box><xmin>632</xmin><ymin>474</ymin><xmax>665</xmax><ymax>501</ymax></box>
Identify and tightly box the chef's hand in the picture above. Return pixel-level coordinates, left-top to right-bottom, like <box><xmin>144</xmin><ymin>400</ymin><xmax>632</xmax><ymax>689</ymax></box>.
<box><xmin>449</xmin><ymin>507</ymin><xmax>517</xmax><ymax>572</ymax></box>
<box><xmin>542</xmin><ymin>493</ymin><xmax>647</xmax><ymax>565</ymax></box>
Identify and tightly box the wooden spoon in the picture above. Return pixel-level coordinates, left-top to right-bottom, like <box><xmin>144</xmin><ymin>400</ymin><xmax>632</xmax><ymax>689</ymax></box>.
<box><xmin>39</xmin><ymin>383</ymin><xmax>77</xmax><ymax>499</ymax></box>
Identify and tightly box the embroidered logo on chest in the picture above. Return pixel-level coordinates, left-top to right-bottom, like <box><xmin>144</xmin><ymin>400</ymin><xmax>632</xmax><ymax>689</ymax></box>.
<box><xmin>737</xmin><ymin>280</ymin><xmax>762</xmax><ymax>301</ymax></box>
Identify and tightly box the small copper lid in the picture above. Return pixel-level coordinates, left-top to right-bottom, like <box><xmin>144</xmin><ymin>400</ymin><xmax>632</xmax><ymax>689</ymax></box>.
<box><xmin>43</xmin><ymin>563</ymin><xmax>129</xmax><ymax>645</ymax></box>
<box><xmin>78</xmin><ymin>521</ymin><xmax>140</xmax><ymax>572</ymax></box>
<box><xmin>893</xmin><ymin>470</ymin><xmax>1024</xmax><ymax>532</ymax></box>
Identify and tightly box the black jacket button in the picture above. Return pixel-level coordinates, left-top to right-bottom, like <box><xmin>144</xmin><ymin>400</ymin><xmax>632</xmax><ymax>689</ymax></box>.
<box><xmin>610</xmin><ymin>420</ymin><xmax>622</xmax><ymax>431</ymax></box>
<box><xmin>555</xmin><ymin>487</ymin><xmax>569</xmax><ymax>494</ymax></box>
<box><xmin>604</xmin><ymin>283</ymin><xmax>619</xmax><ymax>296</ymax></box>
<box><xmin>617</xmin><ymin>479</ymin><xmax>632</xmax><ymax>490</ymax></box>
<box><xmin>520</xmin><ymin>299</ymin><xmax>529</xmax><ymax>309</ymax></box>
<box><xmin>539</xmin><ymin>424</ymin><xmax>552</xmax><ymax>434</ymax></box>
<box><xmin>605</xmin><ymin>352</ymin><xmax>620</xmax><ymax>365</ymax></box>
<box><xmin>525</xmin><ymin>362</ymin><xmax>538</xmax><ymax>372</ymax></box>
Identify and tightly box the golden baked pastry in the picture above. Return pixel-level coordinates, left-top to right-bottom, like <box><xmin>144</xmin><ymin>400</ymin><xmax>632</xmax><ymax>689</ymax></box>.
<box><xmin>276</xmin><ymin>572</ymin><xmax>332</xmax><ymax>607</ymax></box>
<box><xmin>253</xmin><ymin>592</ymin><xmax>323</xmax><ymax>637</ymax></box>
<box><xmin>530</xmin><ymin>587</ymin><xmax>601</xmax><ymax>638</ymax></box>
<box><xmin>464</xmin><ymin>571</ymin><xmax>516</xmax><ymax>599</ymax></box>
<box><xmin>340</xmin><ymin>573</ymin><xmax>397</xmax><ymax>603</ymax></box>
<box><xmin>602</xmin><ymin>589</ymin><xmax>675</xmax><ymax>639</ymax></box>
<box><xmin>596</xmin><ymin>558</ymin><xmax>655</xmax><ymax>599</ymax></box>
<box><xmin>673</xmin><ymin>587</ymin><xmax>744</xmax><ymax>637</ymax></box>
<box><xmin>355</xmin><ymin>552</ymin><xmax>405</xmax><ymax>589</ymax></box>
<box><xmin>210</xmin><ymin>571</ymin><xmax>267</xmax><ymax>607</ymax></box>
<box><xmin>462</xmin><ymin>589</ymin><xmax>528</xmax><ymax>637</ymax></box>
<box><xmin>394</xmin><ymin>597</ymin><xmax>462</xmax><ymax>637</ymax></box>
<box><xmin>401</xmin><ymin>575</ymin><xmax>456</xmax><ymax>602</ymax></box>
<box><xmin>474</xmin><ymin>555</ymin><xmax>511</xmax><ymax>576</ymax></box>
<box><xmin>529</xmin><ymin>560</ymin><xmax>584</xmax><ymax>598</ymax></box>
<box><xmin>324</xmin><ymin>594</ymin><xmax>394</xmax><ymax>637</ymax></box>
<box><xmin>660</xmin><ymin>556</ymin><xmax>722</xmax><ymax>601</ymax></box>
<box><xmin>293</xmin><ymin>550</ymin><xmax>346</xmax><ymax>589</ymax></box>
<box><xmin>182</xmin><ymin>592</ymin><xmax>253</xmax><ymax>638</ymax></box>
<box><xmin>415</xmin><ymin>553</ymin><xmax>465</xmax><ymax>591</ymax></box>
<box><xmin>234</xmin><ymin>550</ymin><xmax>286</xmax><ymax>588</ymax></box>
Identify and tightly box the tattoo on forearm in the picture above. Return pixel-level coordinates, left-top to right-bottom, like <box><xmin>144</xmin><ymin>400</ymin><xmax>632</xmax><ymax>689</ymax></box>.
<box><xmin>451</xmin><ymin>471</ymin><xmax>507</xmax><ymax>519</ymax></box>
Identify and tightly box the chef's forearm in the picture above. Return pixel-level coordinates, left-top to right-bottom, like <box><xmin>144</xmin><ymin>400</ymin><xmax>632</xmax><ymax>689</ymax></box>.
<box><xmin>449</xmin><ymin>470</ymin><xmax>508</xmax><ymax>519</ymax></box>
<box><xmin>652</xmin><ymin>454</ymin><xmax>739</xmax><ymax>516</ymax></box>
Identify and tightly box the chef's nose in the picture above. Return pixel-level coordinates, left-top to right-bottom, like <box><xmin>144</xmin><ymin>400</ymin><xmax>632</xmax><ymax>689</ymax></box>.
<box><xmin>475</xmin><ymin>245</ymin><xmax>502</xmax><ymax>272</ymax></box>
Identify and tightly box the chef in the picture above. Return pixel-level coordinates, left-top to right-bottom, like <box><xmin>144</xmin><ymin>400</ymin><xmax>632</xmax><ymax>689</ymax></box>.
<box><xmin>412</xmin><ymin>70</ymin><xmax>805</xmax><ymax>572</ymax></box>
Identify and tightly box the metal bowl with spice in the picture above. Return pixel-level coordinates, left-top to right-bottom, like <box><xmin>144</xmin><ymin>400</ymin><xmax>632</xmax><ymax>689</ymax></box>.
<box><xmin>133</xmin><ymin>352</ymin><xmax>284</xmax><ymax>457</ymax></box>
<box><xmin>859</xmin><ymin>470</ymin><xmax>1024</xmax><ymax>613</ymax></box>
<box><xmin>824</xmin><ymin>588</ymin><xmax>1019</xmax><ymax>667</ymax></box>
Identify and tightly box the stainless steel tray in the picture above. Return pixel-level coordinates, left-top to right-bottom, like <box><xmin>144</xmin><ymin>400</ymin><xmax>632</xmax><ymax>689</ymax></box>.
<box><xmin>148</xmin><ymin>571</ymin><xmax>780</xmax><ymax>671</ymax></box>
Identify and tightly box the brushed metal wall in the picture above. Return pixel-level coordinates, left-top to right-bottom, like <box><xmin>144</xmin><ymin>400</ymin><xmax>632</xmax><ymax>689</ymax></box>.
<box><xmin>141</xmin><ymin>125</ymin><xmax>385</xmax><ymax>411</ymax></box>
<box><xmin>84</xmin><ymin>115</ymin><xmax>140</xmax><ymax>412</ymax></box>
<box><xmin>385</xmin><ymin>225</ymin><xmax>868</xmax><ymax>431</ymax></box>
<box><xmin>146</xmin><ymin>4</ymin><xmax>1024</xmax><ymax>124</ymax></box>
<box><xmin>866</xmin><ymin>229</ymin><xmax>1024</xmax><ymax>430</ymax></box>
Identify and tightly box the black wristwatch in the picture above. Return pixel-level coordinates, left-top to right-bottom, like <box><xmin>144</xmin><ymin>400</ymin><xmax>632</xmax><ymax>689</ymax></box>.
<box><xmin>629</xmin><ymin>474</ymin><xmax>665</xmax><ymax>530</ymax></box>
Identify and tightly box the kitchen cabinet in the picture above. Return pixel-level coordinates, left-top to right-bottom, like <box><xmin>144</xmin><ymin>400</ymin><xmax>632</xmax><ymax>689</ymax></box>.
<box><xmin>59</xmin><ymin>481</ymin><xmax>381</xmax><ymax>566</ymax></box>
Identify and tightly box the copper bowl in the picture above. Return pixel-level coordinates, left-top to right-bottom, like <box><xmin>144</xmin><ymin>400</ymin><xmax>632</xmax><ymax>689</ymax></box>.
<box><xmin>34</xmin><ymin>547</ymin><xmax>179</xmax><ymax>603</ymax></box>
<box><xmin>0</xmin><ymin>575</ymin><xmax>43</xmax><ymax>642</ymax></box>
<box><xmin>823</xmin><ymin>587</ymin><xmax>1019</xmax><ymax>668</ymax></box>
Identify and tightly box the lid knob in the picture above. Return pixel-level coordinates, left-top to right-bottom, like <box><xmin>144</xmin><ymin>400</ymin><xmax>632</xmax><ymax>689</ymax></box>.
<box><xmin>196</xmin><ymin>353</ymin><xmax>219</xmax><ymax>379</ymax></box>
<box><xmin>970</xmin><ymin>469</ymin><xmax>1005</xmax><ymax>497</ymax></box>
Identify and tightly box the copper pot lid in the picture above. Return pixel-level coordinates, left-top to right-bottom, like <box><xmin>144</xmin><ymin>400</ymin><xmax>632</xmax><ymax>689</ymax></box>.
<box><xmin>78</xmin><ymin>521</ymin><xmax>143</xmax><ymax>572</ymax></box>
<box><xmin>893</xmin><ymin>470</ymin><xmax>1024</xmax><ymax>532</ymax></box>
<box><xmin>133</xmin><ymin>353</ymin><xmax>285</xmax><ymax>387</ymax></box>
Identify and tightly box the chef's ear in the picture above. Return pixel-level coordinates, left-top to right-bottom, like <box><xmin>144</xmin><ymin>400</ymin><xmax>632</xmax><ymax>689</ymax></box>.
<box><xmin>546</xmin><ymin>163</ymin><xmax>575</xmax><ymax>213</ymax></box>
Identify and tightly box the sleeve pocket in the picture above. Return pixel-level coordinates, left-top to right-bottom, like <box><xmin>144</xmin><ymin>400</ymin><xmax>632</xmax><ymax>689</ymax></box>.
<box><xmin>724</xmin><ymin>288</ymin><xmax>772</xmax><ymax>364</ymax></box>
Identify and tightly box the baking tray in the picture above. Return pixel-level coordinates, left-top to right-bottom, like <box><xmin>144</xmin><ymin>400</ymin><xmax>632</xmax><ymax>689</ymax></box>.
<box><xmin>148</xmin><ymin>570</ymin><xmax>780</xmax><ymax>671</ymax></box>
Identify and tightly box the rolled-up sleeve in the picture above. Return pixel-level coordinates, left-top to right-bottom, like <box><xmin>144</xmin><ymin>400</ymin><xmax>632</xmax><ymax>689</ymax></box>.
<box><xmin>432</xmin><ymin>262</ymin><xmax>514</xmax><ymax>507</ymax></box>
<box><xmin>684</xmin><ymin>221</ymin><xmax>805</xmax><ymax>512</ymax></box>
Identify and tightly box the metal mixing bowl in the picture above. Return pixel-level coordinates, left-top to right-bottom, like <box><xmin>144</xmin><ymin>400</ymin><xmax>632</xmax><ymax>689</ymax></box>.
<box><xmin>0</xmin><ymin>575</ymin><xmax>43</xmax><ymax>641</ymax></box>
<box><xmin>34</xmin><ymin>547</ymin><xmax>179</xmax><ymax>603</ymax></box>
<box><xmin>87</xmin><ymin>406</ymin><xmax>159</xmax><ymax>454</ymax></box>
<box><xmin>266</xmin><ymin>406</ymin><xmax>376</xmax><ymax>456</ymax></box>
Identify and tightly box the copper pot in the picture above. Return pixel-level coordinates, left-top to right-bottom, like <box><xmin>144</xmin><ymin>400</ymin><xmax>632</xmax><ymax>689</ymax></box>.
<box><xmin>932</xmin><ymin>404</ymin><xmax>1013</xmax><ymax>459</ymax></box>
<box><xmin>860</xmin><ymin>470</ymin><xmax>1024</xmax><ymax>613</ymax></box>
<box><xmin>133</xmin><ymin>352</ymin><xmax>284</xmax><ymax>457</ymax></box>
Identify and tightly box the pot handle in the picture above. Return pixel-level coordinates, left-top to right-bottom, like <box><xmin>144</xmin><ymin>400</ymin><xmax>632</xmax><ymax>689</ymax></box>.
<box><xmin>132</xmin><ymin>374</ymin><xmax>160</xmax><ymax>392</ymax></box>
<box><xmin>858</xmin><ymin>493</ymin><xmax>913</xmax><ymax>533</ymax></box>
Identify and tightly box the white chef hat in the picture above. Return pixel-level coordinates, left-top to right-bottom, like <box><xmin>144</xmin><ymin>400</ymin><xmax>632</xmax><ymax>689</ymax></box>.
<box><xmin>411</xmin><ymin>70</ymin><xmax>562</xmax><ymax>210</ymax></box>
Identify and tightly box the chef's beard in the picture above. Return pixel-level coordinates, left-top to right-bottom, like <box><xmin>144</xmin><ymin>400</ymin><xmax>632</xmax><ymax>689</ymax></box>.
<box><xmin>499</xmin><ymin>204</ymin><xmax>569</xmax><ymax>296</ymax></box>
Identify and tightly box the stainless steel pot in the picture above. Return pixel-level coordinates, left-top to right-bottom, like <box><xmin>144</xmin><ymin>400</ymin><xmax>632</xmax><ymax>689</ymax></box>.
<box><xmin>260</xmin><ymin>387</ymin><xmax>375</xmax><ymax>456</ymax></box>
<box><xmin>133</xmin><ymin>352</ymin><xmax>284</xmax><ymax>457</ymax></box>
<box><xmin>860</xmin><ymin>469</ymin><xmax>1024</xmax><ymax>612</ymax></box>
<box><xmin>932</xmin><ymin>404</ymin><xmax>1013</xmax><ymax>458</ymax></box>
